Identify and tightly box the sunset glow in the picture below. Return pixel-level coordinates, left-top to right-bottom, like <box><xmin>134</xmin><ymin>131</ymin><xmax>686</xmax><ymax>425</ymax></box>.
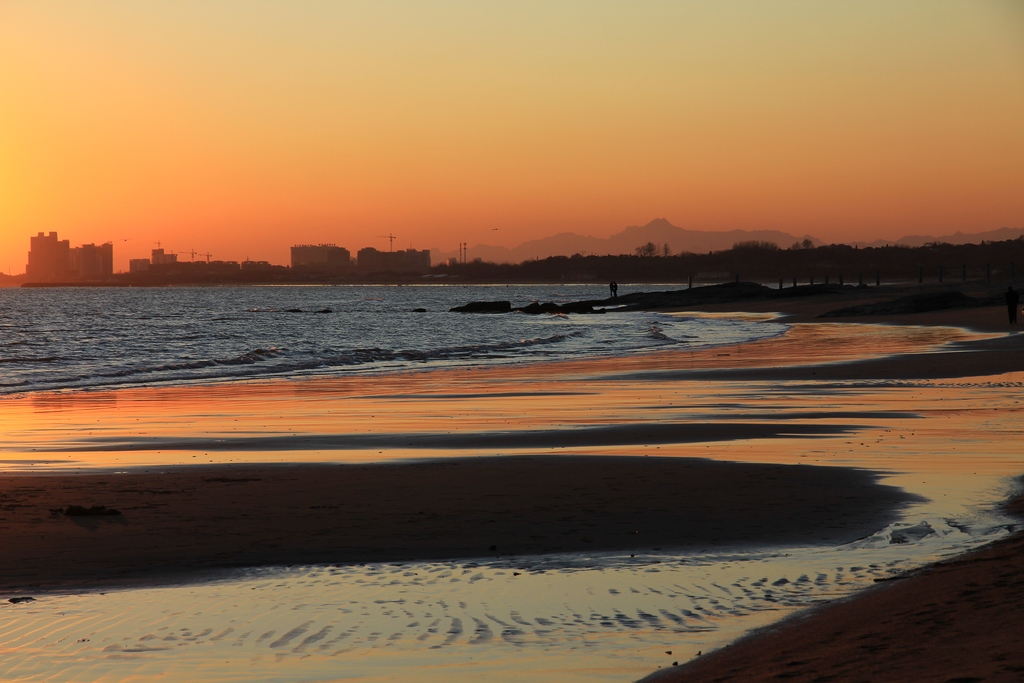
<box><xmin>1</xmin><ymin>1</ymin><xmax>1022</xmax><ymax>272</ymax></box>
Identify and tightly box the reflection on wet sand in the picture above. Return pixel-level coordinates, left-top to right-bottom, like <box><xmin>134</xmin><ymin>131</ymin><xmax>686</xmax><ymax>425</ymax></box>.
<box><xmin>0</xmin><ymin>528</ymin><xmax>1010</xmax><ymax>683</ymax></box>
<box><xmin>0</xmin><ymin>319</ymin><xmax>1022</xmax><ymax>682</ymax></box>
<box><xmin>0</xmin><ymin>322</ymin><xmax>1000</xmax><ymax>470</ymax></box>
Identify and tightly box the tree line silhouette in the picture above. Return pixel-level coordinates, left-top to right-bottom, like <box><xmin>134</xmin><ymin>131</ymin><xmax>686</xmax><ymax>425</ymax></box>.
<box><xmin>438</xmin><ymin>237</ymin><xmax>1024</xmax><ymax>285</ymax></box>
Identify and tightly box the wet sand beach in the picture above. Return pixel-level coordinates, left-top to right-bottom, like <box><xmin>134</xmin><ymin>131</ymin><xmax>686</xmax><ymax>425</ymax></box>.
<box><xmin>629</xmin><ymin>299</ymin><xmax>1024</xmax><ymax>682</ymax></box>
<box><xmin>1</xmin><ymin>296</ymin><xmax>1022</xmax><ymax>681</ymax></box>
<box><xmin>621</xmin><ymin>300</ymin><xmax>1024</xmax><ymax>682</ymax></box>
<box><xmin>640</xmin><ymin>493</ymin><xmax>1024</xmax><ymax>683</ymax></box>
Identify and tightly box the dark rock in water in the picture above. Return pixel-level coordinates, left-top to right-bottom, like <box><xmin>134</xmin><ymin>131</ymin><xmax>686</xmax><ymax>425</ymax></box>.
<box><xmin>517</xmin><ymin>301</ymin><xmax>598</xmax><ymax>315</ymax></box>
<box><xmin>561</xmin><ymin>301</ymin><xmax>599</xmax><ymax>314</ymax></box>
<box><xmin>8</xmin><ymin>597</ymin><xmax>34</xmax><ymax>604</ymax></box>
<box><xmin>284</xmin><ymin>308</ymin><xmax>303</xmax><ymax>313</ymax></box>
<box><xmin>819</xmin><ymin>291</ymin><xmax>985</xmax><ymax>318</ymax></box>
<box><xmin>517</xmin><ymin>302</ymin><xmax>541</xmax><ymax>314</ymax></box>
<box><xmin>517</xmin><ymin>302</ymin><xmax>558</xmax><ymax>315</ymax></box>
<box><xmin>412</xmin><ymin>308</ymin><xmax>427</xmax><ymax>313</ymax></box>
<box><xmin>315</xmin><ymin>308</ymin><xmax>332</xmax><ymax>314</ymax></box>
<box><xmin>62</xmin><ymin>505</ymin><xmax>122</xmax><ymax>517</ymax></box>
<box><xmin>450</xmin><ymin>301</ymin><xmax>512</xmax><ymax>313</ymax></box>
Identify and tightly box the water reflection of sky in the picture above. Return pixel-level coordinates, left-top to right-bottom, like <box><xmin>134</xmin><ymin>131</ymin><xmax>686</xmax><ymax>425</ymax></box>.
<box><xmin>1</xmin><ymin>321</ymin><xmax>1022</xmax><ymax>682</ymax></box>
<box><xmin>0</xmin><ymin>518</ymin><xmax>1010</xmax><ymax>683</ymax></box>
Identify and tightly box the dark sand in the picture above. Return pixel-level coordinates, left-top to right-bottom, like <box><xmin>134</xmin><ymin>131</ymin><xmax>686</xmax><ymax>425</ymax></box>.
<box><xmin>0</xmin><ymin>456</ymin><xmax>913</xmax><ymax>592</ymax></box>
<box><xmin>58</xmin><ymin>421</ymin><xmax>857</xmax><ymax>454</ymax></box>
<box><xmin>616</xmin><ymin>331</ymin><xmax>1024</xmax><ymax>383</ymax></box>
<box><xmin>640</xmin><ymin>493</ymin><xmax>1024</xmax><ymax>683</ymax></box>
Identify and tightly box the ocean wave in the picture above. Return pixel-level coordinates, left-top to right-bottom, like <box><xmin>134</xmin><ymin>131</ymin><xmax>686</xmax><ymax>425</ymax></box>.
<box><xmin>81</xmin><ymin>348</ymin><xmax>286</xmax><ymax>380</ymax></box>
<box><xmin>646</xmin><ymin>323</ymin><xmax>675</xmax><ymax>343</ymax></box>
<box><xmin>4</xmin><ymin>334</ymin><xmax>580</xmax><ymax>394</ymax></box>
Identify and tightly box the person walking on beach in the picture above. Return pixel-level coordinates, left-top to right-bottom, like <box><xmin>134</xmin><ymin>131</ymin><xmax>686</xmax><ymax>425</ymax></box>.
<box><xmin>1007</xmin><ymin>286</ymin><xmax>1020</xmax><ymax>324</ymax></box>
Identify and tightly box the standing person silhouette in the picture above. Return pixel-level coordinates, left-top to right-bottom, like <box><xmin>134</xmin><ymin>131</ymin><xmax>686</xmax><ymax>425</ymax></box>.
<box><xmin>1007</xmin><ymin>286</ymin><xmax>1020</xmax><ymax>324</ymax></box>
<box><xmin>610</xmin><ymin>281</ymin><xmax>618</xmax><ymax>299</ymax></box>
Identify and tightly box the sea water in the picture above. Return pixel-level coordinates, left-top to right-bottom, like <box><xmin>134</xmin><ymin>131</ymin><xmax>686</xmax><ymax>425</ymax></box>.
<box><xmin>0</xmin><ymin>284</ymin><xmax>785</xmax><ymax>395</ymax></box>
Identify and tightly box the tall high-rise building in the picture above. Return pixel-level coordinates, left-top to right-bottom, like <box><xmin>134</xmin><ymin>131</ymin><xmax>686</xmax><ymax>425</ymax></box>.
<box><xmin>151</xmin><ymin>248</ymin><xmax>177</xmax><ymax>265</ymax></box>
<box><xmin>27</xmin><ymin>232</ymin><xmax>114</xmax><ymax>281</ymax></box>
<box><xmin>26</xmin><ymin>232</ymin><xmax>71</xmax><ymax>282</ymax></box>
<box><xmin>70</xmin><ymin>243</ymin><xmax>114</xmax><ymax>279</ymax></box>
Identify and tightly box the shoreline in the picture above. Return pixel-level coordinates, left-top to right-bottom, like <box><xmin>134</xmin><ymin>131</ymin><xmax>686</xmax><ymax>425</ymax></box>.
<box><xmin>1</xmin><ymin>281</ymin><xmax>1018</xmax><ymax>402</ymax></box>
<box><xmin>639</xmin><ymin>489</ymin><xmax>1024</xmax><ymax>683</ymax></box>
<box><xmin>0</xmin><ymin>303</ymin><xmax>1012</xmax><ymax>406</ymax></box>
<box><xmin>1</xmin><ymin>294</ymin><xmax>1022</xmax><ymax>680</ymax></box>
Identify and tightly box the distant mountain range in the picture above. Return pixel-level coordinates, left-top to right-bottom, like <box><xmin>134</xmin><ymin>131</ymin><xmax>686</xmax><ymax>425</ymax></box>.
<box><xmin>851</xmin><ymin>226</ymin><xmax>1024</xmax><ymax>249</ymax></box>
<box><xmin>431</xmin><ymin>219</ymin><xmax>1024</xmax><ymax>264</ymax></box>
<box><xmin>433</xmin><ymin>219</ymin><xmax>820</xmax><ymax>264</ymax></box>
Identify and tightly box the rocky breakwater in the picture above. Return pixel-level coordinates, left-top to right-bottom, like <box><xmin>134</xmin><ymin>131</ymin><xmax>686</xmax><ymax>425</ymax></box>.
<box><xmin>448</xmin><ymin>300</ymin><xmax>513</xmax><ymax>313</ymax></box>
<box><xmin>449</xmin><ymin>300</ymin><xmax>602</xmax><ymax>314</ymax></box>
<box><xmin>449</xmin><ymin>282</ymin><xmax>785</xmax><ymax>315</ymax></box>
<box><xmin>818</xmin><ymin>290</ymin><xmax>996</xmax><ymax>317</ymax></box>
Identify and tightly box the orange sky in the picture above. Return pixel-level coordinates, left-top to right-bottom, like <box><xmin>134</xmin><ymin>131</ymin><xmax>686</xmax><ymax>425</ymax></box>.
<box><xmin>1</xmin><ymin>1</ymin><xmax>1023</xmax><ymax>273</ymax></box>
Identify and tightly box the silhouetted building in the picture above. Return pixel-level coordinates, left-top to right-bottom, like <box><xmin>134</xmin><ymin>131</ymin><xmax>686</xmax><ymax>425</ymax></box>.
<box><xmin>151</xmin><ymin>248</ymin><xmax>177</xmax><ymax>265</ymax></box>
<box><xmin>129</xmin><ymin>259</ymin><xmax>150</xmax><ymax>273</ymax></box>
<box><xmin>70</xmin><ymin>243</ymin><xmax>113</xmax><ymax>279</ymax></box>
<box><xmin>26</xmin><ymin>232</ymin><xmax>71</xmax><ymax>282</ymax></box>
<box><xmin>357</xmin><ymin>247</ymin><xmax>431</xmax><ymax>273</ymax></box>
<box><xmin>26</xmin><ymin>232</ymin><xmax>114</xmax><ymax>281</ymax></box>
<box><xmin>291</xmin><ymin>244</ymin><xmax>351</xmax><ymax>270</ymax></box>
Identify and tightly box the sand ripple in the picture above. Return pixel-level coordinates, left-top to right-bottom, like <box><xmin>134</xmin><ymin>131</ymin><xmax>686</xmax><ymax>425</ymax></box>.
<box><xmin>0</xmin><ymin>518</ymin><xmax>1008</xmax><ymax>683</ymax></box>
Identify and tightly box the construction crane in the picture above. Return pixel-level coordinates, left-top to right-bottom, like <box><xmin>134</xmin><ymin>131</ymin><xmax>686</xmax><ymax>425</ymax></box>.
<box><xmin>188</xmin><ymin>249</ymin><xmax>198</xmax><ymax>262</ymax></box>
<box><xmin>203</xmin><ymin>252</ymin><xmax>212</xmax><ymax>263</ymax></box>
<box><xmin>378</xmin><ymin>233</ymin><xmax>397</xmax><ymax>251</ymax></box>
